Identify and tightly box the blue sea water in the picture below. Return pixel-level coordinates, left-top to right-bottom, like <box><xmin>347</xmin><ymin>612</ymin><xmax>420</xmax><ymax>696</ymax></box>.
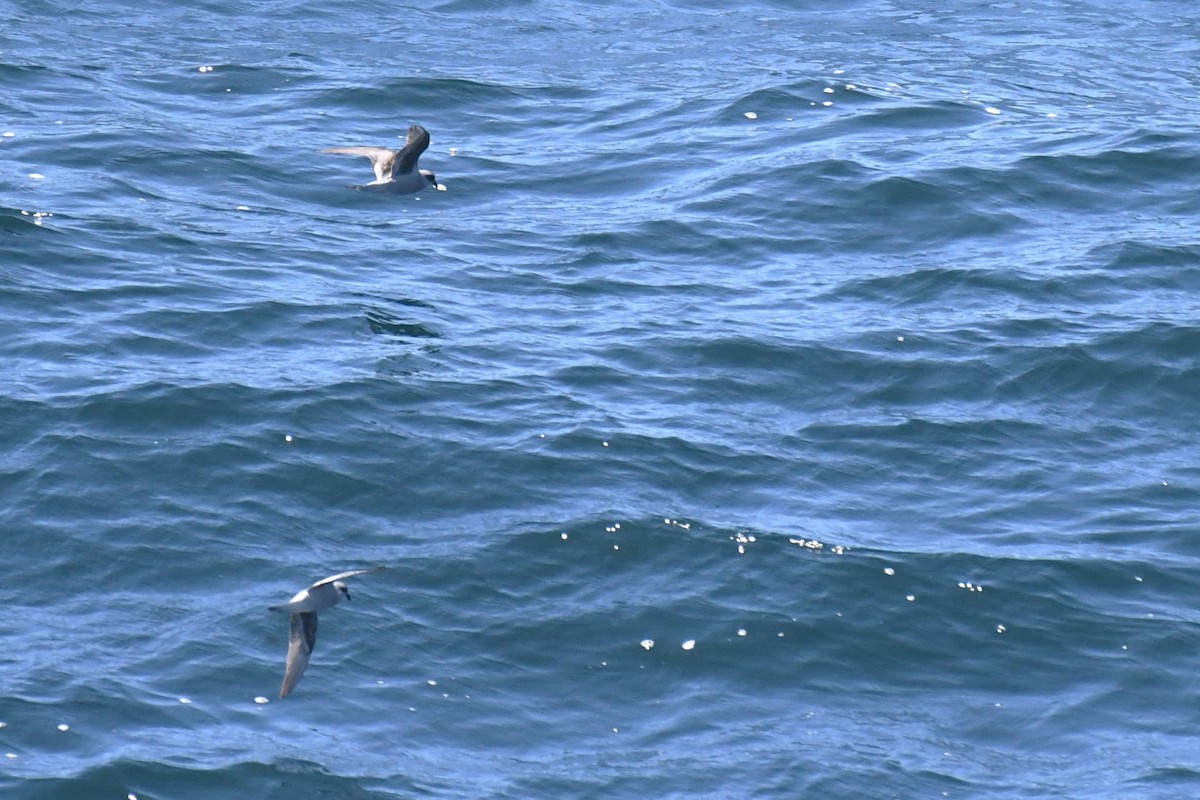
<box><xmin>4</xmin><ymin>0</ymin><xmax>1200</xmax><ymax>797</ymax></box>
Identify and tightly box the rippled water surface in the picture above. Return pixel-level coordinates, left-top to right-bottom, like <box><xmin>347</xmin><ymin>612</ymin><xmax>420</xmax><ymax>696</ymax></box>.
<box><xmin>4</xmin><ymin>0</ymin><xmax>1200</xmax><ymax>797</ymax></box>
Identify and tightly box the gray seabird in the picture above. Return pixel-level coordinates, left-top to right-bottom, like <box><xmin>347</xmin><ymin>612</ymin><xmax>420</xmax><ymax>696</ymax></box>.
<box><xmin>269</xmin><ymin>567</ymin><xmax>385</xmax><ymax>698</ymax></box>
<box><xmin>322</xmin><ymin>125</ymin><xmax>438</xmax><ymax>194</ymax></box>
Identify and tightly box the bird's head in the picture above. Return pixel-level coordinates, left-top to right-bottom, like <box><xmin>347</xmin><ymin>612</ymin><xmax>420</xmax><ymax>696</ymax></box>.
<box><xmin>334</xmin><ymin>581</ymin><xmax>351</xmax><ymax>601</ymax></box>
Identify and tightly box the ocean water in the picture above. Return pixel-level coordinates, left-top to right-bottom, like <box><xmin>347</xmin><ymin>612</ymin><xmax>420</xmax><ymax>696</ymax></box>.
<box><xmin>4</xmin><ymin>0</ymin><xmax>1200</xmax><ymax>797</ymax></box>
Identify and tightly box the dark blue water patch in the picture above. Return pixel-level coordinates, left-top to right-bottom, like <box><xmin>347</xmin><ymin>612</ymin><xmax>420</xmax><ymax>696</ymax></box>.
<box><xmin>822</xmin><ymin>264</ymin><xmax>1097</xmax><ymax>309</ymax></box>
<box><xmin>139</xmin><ymin>64</ymin><xmax>318</xmax><ymax>100</ymax></box>
<box><xmin>1127</xmin><ymin>766</ymin><xmax>1200</xmax><ymax>795</ymax></box>
<box><xmin>0</xmin><ymin>61</ymin><xmax>117</xmax><ymax>121</ymax></box>
<box><xmin>0</xmin><ymin>61</ymin><xmax>59</xmax><ymax>84</ymax></box>
<box><xmin>0</xmin><ymin>208</ymin><xmax>58</xmax><ymax>235</ymax></box>
<box><xmin>357</xmin><ymin>294</ymin><xmax>442</xmax><ymax>341</ymax></box>
<box><xmin>993</xmin><ymin>330</ymin><xmax>1200</xmax><ymax>415</ymax></box>
<box><xmin>0</xmin><ymin>757</ymin><xmax>413</xmax><ymax>800</ymax></box>
<box><xmin>860</xmin><ymin>172</ymin><xmax>1025</xmax><ymax>238</ymax></box>
<box><xmin>1094</xmin><ymin>238</ymin><xmax>1200</xmax><ymax>272</ymax></box>
<box><xmin>1088</xmin><ymin>240</ymin><xmax>1200</xmax><ymax>293</ymax></box>
<box><xmin>433</xmin><ymin>0</ymin><xmax>537</xmax><ymax>12</ymax></box>
<box><xmin>313</xmin><ymin>76</ymin><xmax>588</xmax><ymax>122</ymax></box>
<box><xmin>1086</xmin><ymin>320</ymin><xmax>1200</xmax><ymax>371</ymax></box>
<box><xmin>817</xmin><ymin>249</ymin><xmax>1197</xmax><ymax>321</ymax></box>
<box><xmin>841</xmin><ymin>97</ymin><xmax>986</xmax><ymax>132</ymax></box>
<box><xmin>2</xmin><ymin>377</ymin><xmax>580</xmax><ymax>534</ymax></box>
<box><xmin>724</xmin><ymin>81</ymin><xmax>884</xmax><ymax>123</ymax></box>
<box><xmin>682</xmin><ymin>161</ymin><xmax>1029</xmax><ymax>259</ymax></box>
<box><xmin>1013</xmin><ymin>136</ymin><xmax>1200</xmax><ymax>215</ymax></box>
<box><xmin>563</xmin><ymin>217</ymin><xmax>766</xmax><ymax>263</ymax></box>
<box><xmin>388</xmin><ymin>516</ymin><xmax>1200</xmax><ymax>763</ymax></box>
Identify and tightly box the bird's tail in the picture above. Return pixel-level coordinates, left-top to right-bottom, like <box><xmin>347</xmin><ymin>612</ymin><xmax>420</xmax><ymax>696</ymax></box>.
<box><xmin>267</xmin><ymin>604</ymin><xmax>287</xmax><ymax>612</ymax></box>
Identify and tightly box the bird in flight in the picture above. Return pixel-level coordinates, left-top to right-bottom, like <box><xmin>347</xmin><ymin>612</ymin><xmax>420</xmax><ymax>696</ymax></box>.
<box><xmin>322</xmin><ymin>124</ymin><xmax>443</xmax><ymax>193</ymax></box>
<box><xmin>269</xmin><ymin>567</ymin><xmax>385</xmax><ymax>698</ymax></box>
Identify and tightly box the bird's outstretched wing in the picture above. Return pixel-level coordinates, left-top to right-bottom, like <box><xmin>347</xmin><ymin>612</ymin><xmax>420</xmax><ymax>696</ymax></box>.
<box><xmin>310</xmin><ymin>566</ymin><xmax>385</xmax><ymax>589</ymax></box>
<box><xmin>321</xmin><ymin>147</ymin><xmax>398</xmax><ymax>182</ymax></box>
<box><xmin>395</xmin><ymin>125</ymin><xmax>430</xmax><ymax>175</ymax></box>
<box><xmin>280</xmin><ymin>611</ymin><xmax>318</xmax><ymax>698</ymax></box>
